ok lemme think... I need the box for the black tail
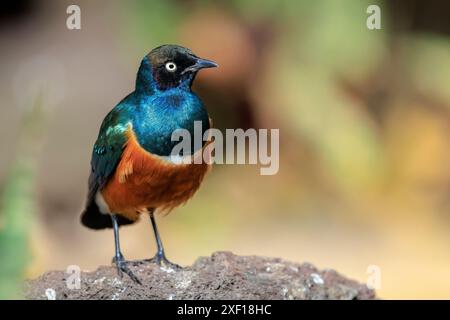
[81,199,134,230]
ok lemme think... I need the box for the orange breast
[101,127,211,221]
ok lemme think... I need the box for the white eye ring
[165,62,177,72]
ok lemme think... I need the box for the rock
[24,251,376,300]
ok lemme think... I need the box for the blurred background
[1,0,449,299]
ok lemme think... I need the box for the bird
[80,45,218,283]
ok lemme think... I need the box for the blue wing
[81,104,133,229]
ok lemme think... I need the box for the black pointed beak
[182,57,218,74]
[195,58,218,70]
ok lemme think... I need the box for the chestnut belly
[101,128,210,221]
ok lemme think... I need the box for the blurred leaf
[408,35,450,106]
[0,95,45,299]
[120,0,183,54]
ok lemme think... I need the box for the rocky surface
[25,251,376,300]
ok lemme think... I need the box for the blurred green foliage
[0,97,45,299]
[0,162,33,299]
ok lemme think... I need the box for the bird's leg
[147,210,181,270]
[111,214,141,284]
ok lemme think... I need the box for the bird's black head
[139,44,218,91]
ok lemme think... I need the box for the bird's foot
[144,252,182,271]
[112,254,142,285]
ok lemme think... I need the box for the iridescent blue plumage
[132,58,210,155]
[102,56,210,157]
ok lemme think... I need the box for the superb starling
[81,45,217,282]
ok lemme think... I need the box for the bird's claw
[112,255,142,284]
[145,253,182,270]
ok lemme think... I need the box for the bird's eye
[165,62,177,72]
